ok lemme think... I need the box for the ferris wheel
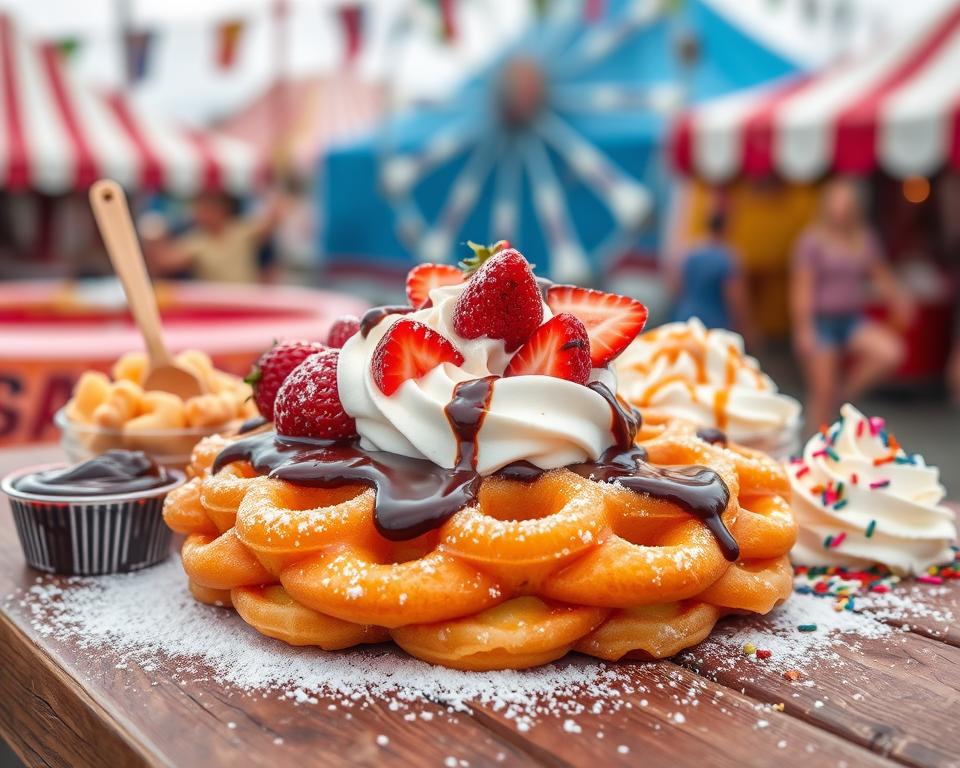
[375,0,682,283]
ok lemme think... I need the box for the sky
[0,0,532,124]
[0,0,953,125]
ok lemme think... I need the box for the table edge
[0,609,163,768]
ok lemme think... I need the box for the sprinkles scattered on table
[793,552,960,604]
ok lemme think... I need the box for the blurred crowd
[2,170,960,430]
[667,177,958,429]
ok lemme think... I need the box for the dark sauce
[213,379,738,560]
[15,450,170,497]
[697,427,728,447]
[566,446,737,561]
[445,376,497,469]
[587,380,641,450]
[359,305,415,338]
[238,415,269,435]
[214,435,483,541]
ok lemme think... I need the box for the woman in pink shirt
[791,179,912,432]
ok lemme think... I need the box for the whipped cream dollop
[337,283,619,476]
[613,318,801,453]
[789,403,956,575]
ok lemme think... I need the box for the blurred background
[0,0,957,489]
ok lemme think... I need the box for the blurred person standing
[669,208,755,341]
[147,192,282,284]
[790,178,912,432]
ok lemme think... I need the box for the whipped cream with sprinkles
[788,403,956,576]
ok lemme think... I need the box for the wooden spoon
[89,179,205,400]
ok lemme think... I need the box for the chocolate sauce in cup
[2,450,184,575]
[13,450,171,497]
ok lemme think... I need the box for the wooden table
[1,446,959,768]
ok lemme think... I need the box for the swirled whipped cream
[337,283,619,475]
[613,318,801,453]
[789,403,956,575]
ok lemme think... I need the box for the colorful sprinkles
[793,408,930,553]
[794,549,960,606]
[792,408,956,628]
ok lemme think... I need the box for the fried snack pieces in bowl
[59,350,258,468]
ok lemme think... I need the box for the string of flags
[47,0,473,82]
[216,20,246,71]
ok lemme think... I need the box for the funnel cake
[163,244,796,670]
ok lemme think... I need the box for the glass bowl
[55,408,239,471]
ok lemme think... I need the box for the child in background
[146,192,282,284]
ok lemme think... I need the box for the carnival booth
[0,15,325,447]
[671,2,960,372]
[0,13,264,280]
[320,0,796,285]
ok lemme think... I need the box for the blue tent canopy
[321,0,798,280]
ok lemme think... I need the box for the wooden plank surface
[467,661,893,767]
[681,616,960,768]
[0,445,956,768]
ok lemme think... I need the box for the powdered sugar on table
[5,556,950,732]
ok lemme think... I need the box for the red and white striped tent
[0,16,263,195]
[218,74,383,178]
[672,3,960,182]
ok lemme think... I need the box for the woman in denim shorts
[791,179,912,433]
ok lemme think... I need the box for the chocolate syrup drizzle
[238,415,269,435]
[696,427,728,447]
[214,379,738,560]
[359,305,415,338]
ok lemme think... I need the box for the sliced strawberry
[405,263,465,308]
[504,313,591,384]
[372,319,465,396]
[452,248,543,352]
[545,285,648,367]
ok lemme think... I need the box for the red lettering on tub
[32,374,75,441]
[0,373,22,439]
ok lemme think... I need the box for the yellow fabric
[684,180,821,335]
[177,219,261,283]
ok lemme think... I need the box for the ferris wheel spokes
[553,0,664,79]
[380,119,481,199]
[537,113,650,231]
[490,142,523,244]
[523,134,591,285]
[417,134,502,264]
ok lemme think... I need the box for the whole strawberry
[452,247,543,352]
[274,349,356,439]
[327,315,361,348]
[246,339,327,421]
